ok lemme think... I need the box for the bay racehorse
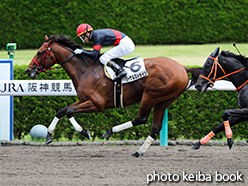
[26,35,201,157]
[191,47,248,150]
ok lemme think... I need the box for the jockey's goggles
[79,34,86,43]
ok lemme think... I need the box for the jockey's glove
[74,48,84,55]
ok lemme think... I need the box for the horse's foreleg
[191,116,245,150]
[222,108,248,149]
[222,109,248,135]
[68,117,91,140]
[191,131,216,150]
[66,99,106,140]
[46,100,99,144]
[223,120,234,149]
[48,106,69,133]
[222,108,248,121]
[191,122,233,150]
[46,106,70,145]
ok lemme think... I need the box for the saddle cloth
[104,58,148,83]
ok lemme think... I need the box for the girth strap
[114,79,123,108]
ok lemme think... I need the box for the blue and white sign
[0,59,13,140]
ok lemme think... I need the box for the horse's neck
[225,68,248,89]
[53,43,102,86]
[220,56,248,87]
[63,56,102,87]
[63,58,87,78]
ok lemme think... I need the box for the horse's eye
[37,52,42,56]
[205,61,212,68]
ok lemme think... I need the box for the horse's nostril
[25,69,31,75]
[195,84,201,91]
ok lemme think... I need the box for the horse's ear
[45,35,49,40]
[210,47,220,58]
[50,37,55,42]
[46,36,55,44]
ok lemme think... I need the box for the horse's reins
[199,55,247,91]
[32,42,99,78]
[79,55,100,78]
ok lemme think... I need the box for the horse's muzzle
[25,67,39,79]
[195,84,202,92]
[195,82,212,93]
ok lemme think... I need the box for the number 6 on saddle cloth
[104,57,148,108]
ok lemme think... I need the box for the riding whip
[233,43,242,56]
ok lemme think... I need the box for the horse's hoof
[45,132,53,145]
[81,130,91,140]
[190,141,201,150]
[102,129,112,139]
[132,152,140,158]
[227,138,234,149]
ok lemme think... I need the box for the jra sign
[0,80,77,96]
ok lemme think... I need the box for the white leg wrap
[69,117,83,132]
[48,117,59,134]
[112,121,133,133]
[137,135,154,156]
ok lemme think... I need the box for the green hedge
[14,65,247,141]
[1,0,248,49]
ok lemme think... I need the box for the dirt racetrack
[0,144,247,186]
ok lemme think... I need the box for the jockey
[74,23,135,81]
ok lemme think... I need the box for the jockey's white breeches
[99,36,135,65]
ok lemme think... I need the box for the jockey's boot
[107,61,127,81]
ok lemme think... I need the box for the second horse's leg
[191,116,245,150]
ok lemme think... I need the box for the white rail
[0,80,235,96]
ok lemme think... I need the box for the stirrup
[113,70,127,81]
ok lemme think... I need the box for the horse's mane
[47,34,101,60]
[47,34,82,50]
[220,50,247,65]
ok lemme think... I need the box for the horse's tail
[184,67,202,90]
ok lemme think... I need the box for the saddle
[112,56,139,68]
[104,56,142,108]
[104,56,146,108]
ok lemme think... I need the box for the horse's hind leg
[102,102,152,138]
[133,101,170,157]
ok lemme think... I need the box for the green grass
[1,43,248,66]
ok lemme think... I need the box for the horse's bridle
[32,43,59,72]
[200,55,247,91]
[32,41,99,78]
[32,42,76,72]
